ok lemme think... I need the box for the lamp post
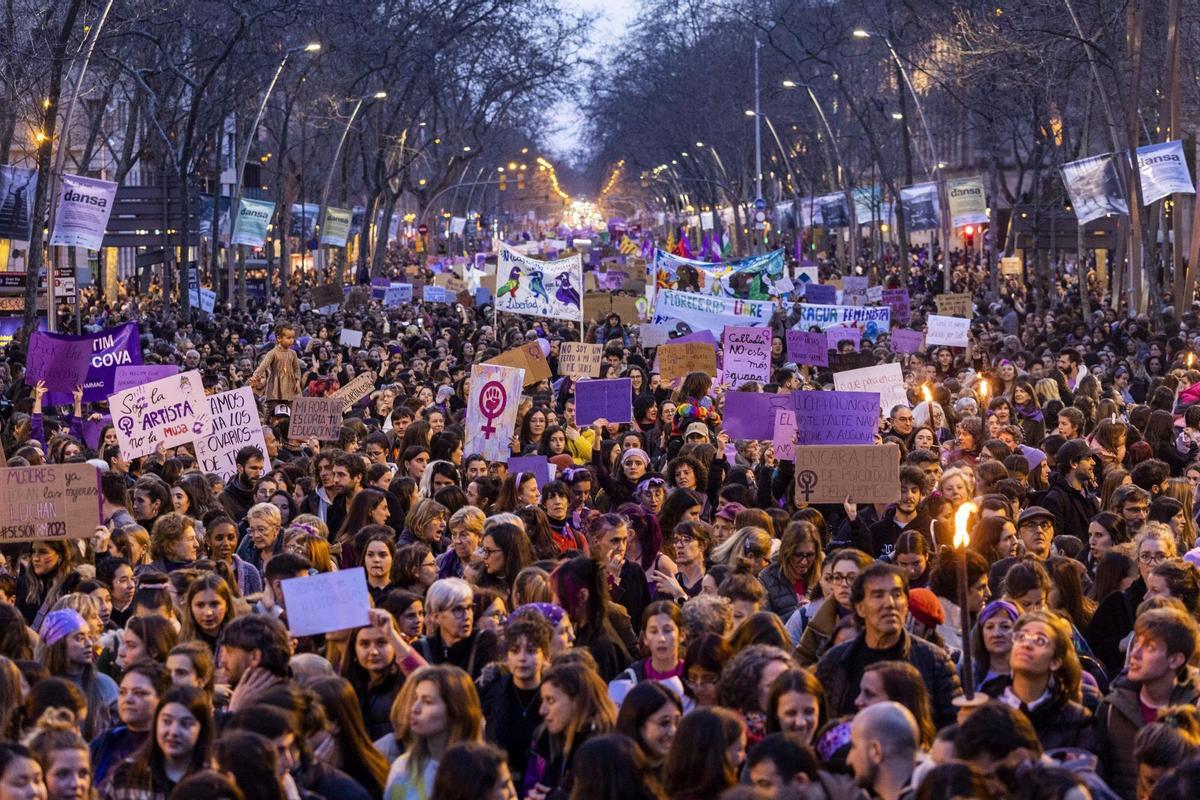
[317,90,386,284]
[228,42,320,309]
[853,29,953,290]
[745,111,802,236]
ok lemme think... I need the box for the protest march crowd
[4,235,1200,800]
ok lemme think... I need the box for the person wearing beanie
[969,600,1020,694]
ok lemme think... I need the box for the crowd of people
[1,244,1199,800]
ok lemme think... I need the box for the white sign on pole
[832,362,906,414]
[50,174,118,250]
[925,314,971,347]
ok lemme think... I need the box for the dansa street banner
[946,177,988,228]
[50,173,117,250]
[494,243,582,322]
[1137,141,1195,205]
[1061,153,1129,224]
[230,198,275,247]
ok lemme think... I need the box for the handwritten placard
[339,328,364,348]
[384,284,413,306]
[934,292,973,318]
[831,362,907,414]
[794,391,879,445]
[786,331,828,367]
[658,342,717,382]
[281,567,371,637]
[332,370,378,413]
[0,463,101,542]
[882,288,910,324]
[722,326,772,387]
[574,378,633,425]
[25,332,93,393]
[114,365,179,393]
[825,326,861,352]
[793,443,901,504]
[773,407,797,461]
[486,343,551,385]
[289,396,346,441]
[1000,256,1023,276]
[109,370,205,460]
[194,387,271,482]
[558,342,604,379]
[890,329,926,354]
[638,324,672,348]
[925,314,970,347]
[722,391,797,441]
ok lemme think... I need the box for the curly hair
[717,643,794,714]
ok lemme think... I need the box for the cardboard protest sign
[772,408,797,461]
[288,397,345,441]
[465,363,524,461]
[486,343,551,385]
[332,370,378,413]
[610,294,641,322]
[793,443,901,504]
[0,463,101,542]
[1000,257,1022,276]
[722,391,796,441]
[423,285,451,303]
[509,455,553,488]
[881,288,910,324]
[583,292,611,321]
[574,378,633,425]
[793,391,879,445]
[384,284,414,307]
[890,329,926,354]
[42,322,142,405]
[722,326,772,387]
[194,387,271,482]
[786,331,828,367]
[189,287,217,314]
[344,286,370,312]
[113,365,180,393]
[934,292,972,318]
[832,363,906,414]
[311,283,343,310]
[339,328,363,348]
[825,326,861,352]
[658,342,717,382]
[26,331,94,393]
[925,314,971,347]
[558,342,603,379]
[281,567,371,637]
[109,370,204,460]
[370,277,390,300]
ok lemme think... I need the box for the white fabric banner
[50,174,118,250]
[1137,141,1195,205]
[494,243,582,322]
[465,363,525,462]
[650,289,773,335]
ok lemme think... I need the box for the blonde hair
[939,466,976,497]
[389,665,482,778]
[1035,379,1062,404]
[1136,522,1178,559]
[711,526,772,568]
[246,502,282,528]
[404,498,448,537]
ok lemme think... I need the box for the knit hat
[40,609,87,648]
[907,587,944,628]
[620,447,650,467]
[511,602,566,626]
[978,599,1021,627]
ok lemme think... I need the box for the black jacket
[1096,674,1200,799]
[1039,473,1099,540]
[1084,578,1146,677]
[981,675,1097,754]
[417,629,499,680]
[218,474,256,521]
[479,670,542,780]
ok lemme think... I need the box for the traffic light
[962,224,975,247]
[499,174,507,191]
[517,173,525,190]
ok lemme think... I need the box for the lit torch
[1189,353,1195,370]
[922,384,933,405]
[955,501,977,701]
[978,379,989,400]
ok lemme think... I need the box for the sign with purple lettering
[42,322,142,405]
[882,288,910,324]
[574,378,633,426]
[25,331,94,393]
[109,369,205,460]
[805,284,837,304]
[786,331,828,367]
[508,455,552,489]
[793,390,879,445]
[722,326,772,387]
[113,365,180,393]
[722,391,797,441]
[773,408,797,461]
[465,363,524,462]
[825,326,861,352]
[890,328,925,354]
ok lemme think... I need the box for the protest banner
[281,567,371,637]
[999,256,1023,277]
[825,326,861,352]
[899,182,940,230]
[650,248,785,301]
[934,293,973,318]
[843,276,868,296]
[867,285,883,303]
[339,328,364,348]
[320,207,353,248]
[332,370,378,413]
[793,303,890,341]
[651,289,772,334]
[575,378,633,425]
[832,362,906,413]
[803,284,837,304]
[772,408,797,461]
[1137,141,1195,204]
[495,243,583,322]
[188,287,217,314]
[890,329,926,354]
[422,285,451,303]
[311,283,343,310]
[946,177,988,227]
[109,370,204,460]
[287,397,345,441]
[40,322,142,405]
[485,343,551,385]
[370,277,390,300]
[114,365,179,393]
[509,456,553,488]
[558,342,603,379]
[881,289,910,324]
[1061,153,1129,224]
[794,391,879,445]
[384,284,413,307]
[658,342,717,382]
[786,331,828,367]
[722,326,772,387]
[722,391,797,441]
[25,331,94,393]
[194,387,271,481]
[229,198,275,247]
[50,173,117,250]
[793,443,901,504]
[0,165,37,241]
[465,363,524,461]
[926,314,971,347]
[0,463,101,542]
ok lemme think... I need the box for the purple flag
[37,322,142,404]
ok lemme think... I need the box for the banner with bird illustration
[494,242,583,322]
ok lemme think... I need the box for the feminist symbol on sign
[797,470,819,502]
[478,380,508,438]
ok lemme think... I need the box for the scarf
[1015,404,1044,423]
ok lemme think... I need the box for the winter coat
[981,675,1098,754]
[795,598,846,668]
[1039,473,1100,539]
[759,562,804,620]
[1084,578,1146,677]
[1095,674,1200,799]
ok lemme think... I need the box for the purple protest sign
[890,328,925,354]
[794,390,879,444]
[825,326,861,352]
[805,284,837,304]
[370,277,390,300]
[722,391,797,440]
[882,288,910,324]
[508,455,552,488]
[26,332,95,393]
[574,378,633,426]
[723,326,772,387]
[786,331,829,367]
[83,415,113,450]
[42,322,142,405]
[113,365,180,393]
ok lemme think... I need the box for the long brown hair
[390,665,483,779]
[540,662,617,759]
[179,574,239,643]
[308,676,390,793]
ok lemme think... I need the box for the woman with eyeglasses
[653,520,713,602]
[473,522,535,608]
[794,549,873,668]
[758,521,823,621]
[415,578,499,681]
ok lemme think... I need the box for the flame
[921,384,932,404]
[978,379,989,399]
[954,501,977,549]
[1189,353,1195,369]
